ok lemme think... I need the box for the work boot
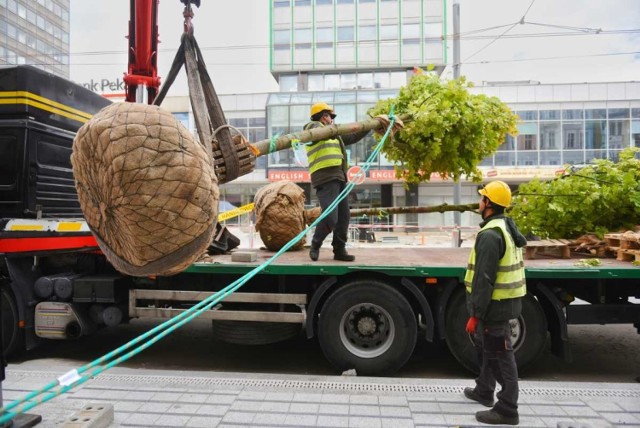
[475,409,519,426]
[464,387,494,407]
[309,246,320,261]
[333,249,355,262]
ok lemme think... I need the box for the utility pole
[452,0,462,247]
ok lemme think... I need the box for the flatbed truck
[1,65,639,377]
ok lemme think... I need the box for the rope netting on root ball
[71,102,220,276]
[254,181,320,252]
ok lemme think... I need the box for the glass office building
[270,0,447,91]
[0,0,70,78]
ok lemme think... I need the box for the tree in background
[509,147,640,238]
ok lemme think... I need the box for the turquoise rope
[0,108,397,424]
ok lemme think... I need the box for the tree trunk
[251,114,410,157]
[349,203,479,217]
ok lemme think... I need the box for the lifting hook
[181,0,201,35]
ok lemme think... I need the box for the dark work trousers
[311,180,350,252]
[473,321,519,417]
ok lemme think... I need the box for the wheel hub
[339,303,395,359]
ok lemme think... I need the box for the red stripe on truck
[0,236,99,253]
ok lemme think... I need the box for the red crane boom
[124,0,160,104]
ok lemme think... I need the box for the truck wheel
[318,280,417,376]
[211,321,301,345]
[1,286,22,358]
[445,289,547,374]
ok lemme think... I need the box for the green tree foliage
[368,74,518,184]
[510,148,640,238]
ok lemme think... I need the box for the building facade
[0,0,70,78]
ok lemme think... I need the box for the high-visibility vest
[464,218,526,300]
[304,121,344,175]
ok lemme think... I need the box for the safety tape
[217,203,255,222]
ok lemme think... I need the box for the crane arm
[124,0,161,104]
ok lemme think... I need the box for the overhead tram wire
[464,50,640,66]
[33,27,640,59]
[18,50,640,68]
[463,0,537,62]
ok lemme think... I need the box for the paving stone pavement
[3,368,639,427]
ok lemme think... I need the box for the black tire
[1,286,22,358]
[211,320,301,345]
[318,280,417,376]
[445,289,548,374]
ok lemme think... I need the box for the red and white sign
[347,166,366,185]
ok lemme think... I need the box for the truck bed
[189,247,640,280]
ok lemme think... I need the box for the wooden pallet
[604,232,640,250]
[616,249,640,262]
[525,239,572,259]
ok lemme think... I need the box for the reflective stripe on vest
[464,218,526,300]
[304,121,344,174]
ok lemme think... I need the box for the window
[540,122,560,149]
[7,24,16,40]
[279,75,298,92]
[608,120,630,150]
[516,110,537,121]
[585,109,606,120]
[516,122,538,150]
[325,74,340,90]
[249,117,266,127]
[373,72,389,89]
[380,24,398,40]
[403,23,420,39]
[565,126,583,149]
[585,120,606,149]
[274,29,290,50]
[294,28,312,45]
[274,0,290,6]
[274,30,290,44]
[295,0,311,5]
[337,25,354,41]
[17,3,26,19]
[424,22,443,38]
[308,75,323,91]
[608,108,629,119]
[389,72,406,88]
[316,0,332,4]
[539,110,560,120]
[359,25,376,41]
[563,109,583,120]
[340,73,357,90]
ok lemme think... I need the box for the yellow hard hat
[479,180,512,207]
[310,102,336,119]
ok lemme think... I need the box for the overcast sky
[69,0,640,95]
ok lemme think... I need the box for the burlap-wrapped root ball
[71,102,219,276]
[254,181,309,251]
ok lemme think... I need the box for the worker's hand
[373,114,404,137]
[465,316,479,334]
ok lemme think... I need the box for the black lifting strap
[154,33,240,183]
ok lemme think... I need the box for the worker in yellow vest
[305,102,392,262]
[463,180,527,426]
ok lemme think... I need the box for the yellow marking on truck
[218,203,255,222]
[9,224,44,231]
[57,222,83,232]
[0,91,94,124]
